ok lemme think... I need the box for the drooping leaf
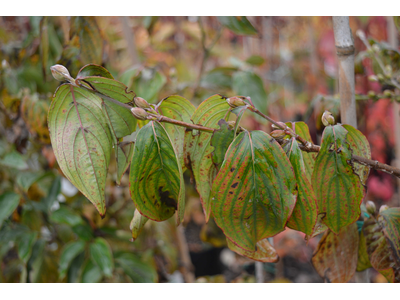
[363,213,400,283]
[81,260,102,283]
[356,230,372,272]
[116,142,134,185]
[288,122,316,181]
[89,237,114,278]
[17,231,38,264]
[184,94,230,222]
[312,223,359,283]
[306,213,328,241]
[232,71,267,113]
[227,238,278,263]
[70,17,103,64]
[379,208,400,264]
[39,17,49,78]
[129,121,185,224]
[58,240,86,280]
[157,95,196,169]
[284,135,318,235]
[76,64,113,79]
[210,119,235,168]
[312,125,365,234]
[0,192,20,228]
[48,84,113,216]
[217,16,258,36]
[212,130,297,251]
[342,124,371,185]
[115,252,158,283]
[130,209,149,241]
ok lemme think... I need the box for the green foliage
[0,192,20,228]
[217,17,258,36]
[89,238,114,278]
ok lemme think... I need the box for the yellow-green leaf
[227,238,278,263]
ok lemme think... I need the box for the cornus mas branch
[78,83,400,179]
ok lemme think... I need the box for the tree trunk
[332,16,357,128]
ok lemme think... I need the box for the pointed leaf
[312,223,359,283]
[48,84,113,216]
[184,94,230,221]
[284,136,318,235]
[227,238,278,263]
[50,206,83,226]
[212,130,297,251]
[58,240,86,280]
[157,95,196,168]
[232,71,267,113]
[70,17,103,64]
[129,121,185,224]
[312,125,365,234]
[115,252,157,283]
[116,142,134,185]
[130,209,149,241]
[210,119,235,168]
[287,122,316,181]
[0,192,20,228]
[306,213,329,241]
[379,208,400,264]
[81,260,102,283]
[217,16,258,36]
[342,124,371,185]
[76,64,113,79]
[17,231,38,264]
[89,237,114,278]
[356,230,372,272]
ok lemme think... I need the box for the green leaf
[39,16,49,77]
[81,260,102,283]
[211,130,297,251]
[312,125,365,234]
[17,231,38,264]
[342,124,371,185]
[283,135,318,235]
[129,121,185,224]
[217,16,258,36]
[311,223,359,283]
[0,150,28,170]
[288,122,316,181]
[59,240,86,280]
[0,192,20,228]
[115,252,158,283]
[27,239,46,283]
[50,206,83,226]
[42,176,61,212]
[70,17,103,64]
[89,237,114,278]
[16,171,49,192]
[232,71,267,113]
[116,142,134,185]
[132,70,166,103]
[130,209,149,241]
[210,119,235,168]
[157,95,196,169]
[184,94,230,222]
[379,208,400,263]
[227,238,278,263]
[67,252,85,283]
[76,64,113,79]
[72,224,93,241]
[48,84,113,216]
[356,230,372,272]
[245,55,265,66]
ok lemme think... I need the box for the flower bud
[321,111,335,126]
[367,91,376,98]
[271,122,286,130]
[270,130,286,139]
[131,107,149,120]
[372,44,380,53]
[366,201,376,215]
[134,97,151,109]
[377,74,385,82]
[379,205,389,214]
[50,64,73,82]
[383,90,394,98]
[227,96,246,108]
[368,75,378,82]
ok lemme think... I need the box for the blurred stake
[120,16,139,66]
[176,226,195,283]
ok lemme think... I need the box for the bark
[332,17,357,128]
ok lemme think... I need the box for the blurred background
[0,16,399,283]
